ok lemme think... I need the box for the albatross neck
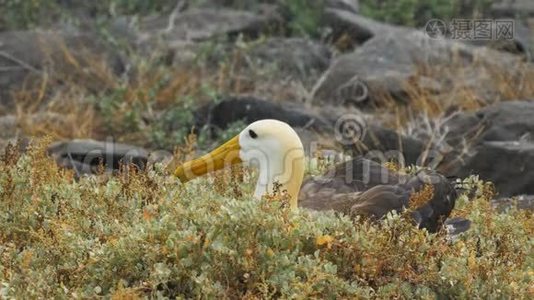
[253,145,305,210]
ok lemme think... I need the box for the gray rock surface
[326,0,359,14]
[459,141,534,197]
[446,101,534,144]
[138,6,281,46]
[441,101,534,197]
[312,12,523,108]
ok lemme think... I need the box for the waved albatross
[174,119,457,232]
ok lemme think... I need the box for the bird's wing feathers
[349,184,410,219]
[298,158,458,232]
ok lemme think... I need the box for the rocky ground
[1,0,533,210]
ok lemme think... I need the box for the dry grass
[11,31,532,154]
[394,58,534,127]
[409,184,434,210]
[15,87,97,140]
[375,57,534,171]
[8,35,315,149]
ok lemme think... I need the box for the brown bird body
[299,158,457,232]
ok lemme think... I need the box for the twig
[67,151,82,178]
[0,51,43,75]
[164,0,188,34]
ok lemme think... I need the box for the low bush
[0,141,532,298]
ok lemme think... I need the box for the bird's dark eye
[249,129,258,139]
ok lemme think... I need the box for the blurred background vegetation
[1,0,495,32]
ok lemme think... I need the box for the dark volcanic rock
[457,141,534,197]
[311,30,427,106]
[467,19,533,61]
[473,101,534,141]
[349,126,426,166]
[48,140,150,176]
[444,217,472,236]
[194,97,332,134]
[479,1,534,60]
[446,101,534,144]
[442,101,534,197]
[514,20,534,61]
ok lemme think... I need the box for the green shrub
[360,0,493,27]
[0,0,177,30]
[0,0,59,30]
[0,141,532,298]
[278,0,326,37]
[94,87,197,150]
[149,102,195,150]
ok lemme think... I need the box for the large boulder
[311,12,523,108]
[467,17,534,61]
[514,20,534,60]
[138,6,282,47]
[451,0,534,60]
[458,141,534,197]
[193,96,332,134]
[352,126,426,166]
[439,101,534,197]
[446,101,534,144]
[48,139,153,176]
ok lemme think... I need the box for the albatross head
[174,119,305,209]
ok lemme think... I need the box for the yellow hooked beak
[174,135,242,182]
